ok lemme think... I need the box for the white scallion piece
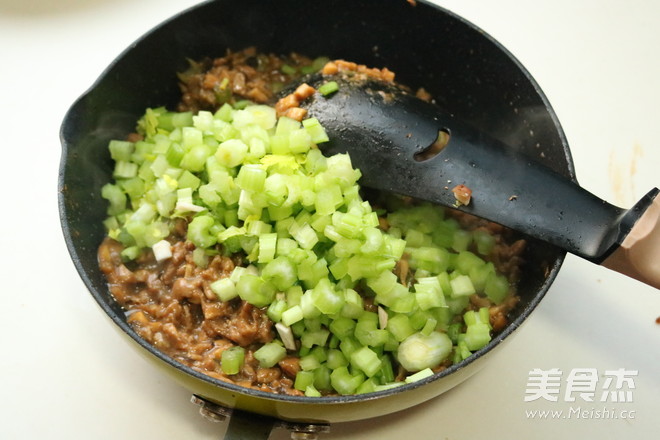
[378,306,388,329]
[152,239,172,262]
[174,201,206,213]
[275,323,297,351]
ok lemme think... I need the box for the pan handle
[191,395,330,440]
[601,190,660,289]
[222,408,331,440]
[224,409,276,440]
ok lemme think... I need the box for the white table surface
[2,0,659,439]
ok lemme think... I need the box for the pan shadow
[265,383,473,440]
[533,258,660,387]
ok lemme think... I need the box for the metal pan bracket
[191,395,331,440]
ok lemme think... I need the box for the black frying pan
[58,0,572,437]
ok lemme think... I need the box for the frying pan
[59,0,576,437]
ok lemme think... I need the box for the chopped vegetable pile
[99,51,521,396]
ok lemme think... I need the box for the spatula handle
[602,191,660,289]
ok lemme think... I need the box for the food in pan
[98,48,525,396]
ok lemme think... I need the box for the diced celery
[267,298,287,323]
[182,126,203,148]
[377,355,396,383]
[473,229,496,255]
[469,262,496,293]
[414,277,447,311]
[101,183,127,216]
[310,56,330,71]
[113,161,138,178]
[311,278,344,315]
[233,100,251,110]
[365,270,397,297]
[275,116,301,136]
[188,215,217,249]
[326,349,348,370]
[455,251,485,275]
[289,221,319,250]
[332,238,361,258]
[120,245,141,261]
[485,272,509,304]
[310,214,332,235]
[318,81,339,96]
[313,365,332,391]
[451,229,472,252]
[446,295,470,315]
[192,247,208,268]
[109,140,134,162]
[299,355,321,372]
[210,278,237,301]
[284,285,302,306]
[214,103,233,122]
[294,370,315,391]
[177,170,201,190]
[268,134,289,155]
[300,288,322,319]
[387,314,416,342]
[302,117,330,144]
[405,368,434,383]
[464,322,491,351]
[157,110,193,131]
[410,246,451,273]
[215,139,248,167]
[257,233,277,263]
[350,346,382,377]
[289,128,313,154]
[305,385,322,397]
[254,342,287,368]
[383,236,406,260]
[450,274,476,297]
[360,227,384,255]
[250,105,278,129]
[330,366,365,395]
[339,288,364,319]
[282,305,304,327]
[315,185,343,216]
[420,317,438,336]
[221,346,245,375]
[180,143,212,172]
[236,273,275,308]
[339,336,361,358]
[373,382,405,392]
[235,164,266,192]
[281,64,297,75]
[386,285,415,312]
[301,329,330,348]
[261,256,297,290]
[404,229,427,248]
[455,340,472,362]
[193,110,215,131]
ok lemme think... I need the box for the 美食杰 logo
[523,368,638,420]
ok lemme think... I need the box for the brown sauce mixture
[99,48,525,396]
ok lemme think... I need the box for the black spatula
[288,73,660,288]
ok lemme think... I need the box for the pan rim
[58,0,571,409]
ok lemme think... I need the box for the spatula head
[291,73,639,261]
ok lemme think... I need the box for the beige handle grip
[602,195,660,289]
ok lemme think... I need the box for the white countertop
[2,0,659,438]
